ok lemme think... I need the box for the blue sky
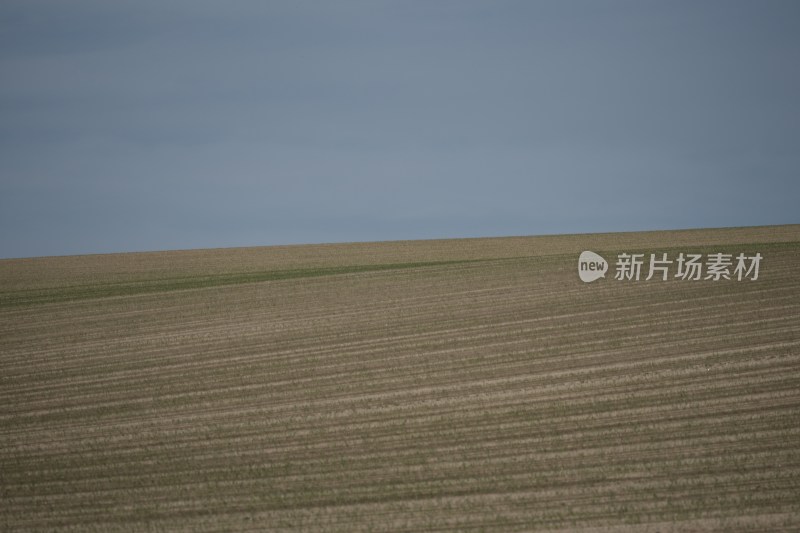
[1,1,798,258]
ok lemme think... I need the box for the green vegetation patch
[0,258,496,308]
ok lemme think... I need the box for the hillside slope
[1,225,799,531]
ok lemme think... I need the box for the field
[1,225,799,531]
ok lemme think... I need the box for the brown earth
[1,224,798,531]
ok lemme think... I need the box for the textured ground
[1,225,799,531]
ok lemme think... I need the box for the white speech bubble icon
[578,251,608,282]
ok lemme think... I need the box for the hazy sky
[1,1,798,258]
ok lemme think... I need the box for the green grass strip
[0,259,492,308]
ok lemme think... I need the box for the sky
[1,1,798,258]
